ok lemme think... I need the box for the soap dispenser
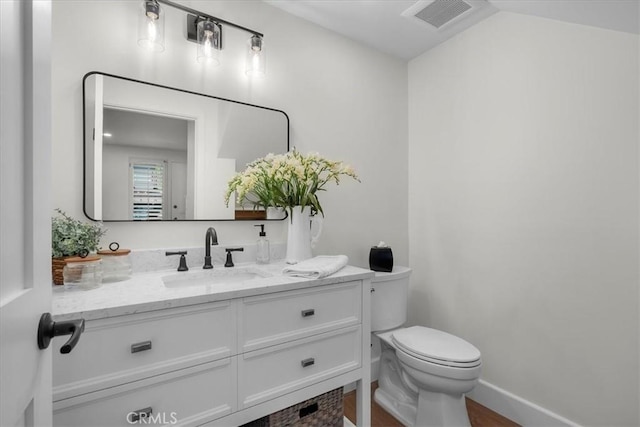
[254,224,270,264]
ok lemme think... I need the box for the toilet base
[375,343,474,427]
[416,388,471,427]
[374,346,418,425]
[375,386,472,427]
[374,387,417,427]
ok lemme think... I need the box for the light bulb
[147,19,157,42]
[245,35,266,76]
[197,19,221,65]
[137,0,164,52]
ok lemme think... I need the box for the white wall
[52,0,408,265]
[101,75,231,219]
[102,145,187,220]
[408,11,639,426]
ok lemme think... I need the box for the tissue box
[369,247,393,272]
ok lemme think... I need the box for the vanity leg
[357,278,372,427]
[356,378,371,427]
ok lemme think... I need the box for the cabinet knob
[301,357,315,368]
[301,309,315,317]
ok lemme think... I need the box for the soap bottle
[254,224,270,264]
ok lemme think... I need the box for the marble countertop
[52,262,374,321]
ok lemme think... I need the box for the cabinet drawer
[53,301,236,401]
[53,357,236,427]
[239,281,361,352]
[238,325,361,408]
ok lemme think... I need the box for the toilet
[371,267,481,427]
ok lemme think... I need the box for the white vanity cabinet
[52,271,372,427]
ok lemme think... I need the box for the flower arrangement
[52,209,106,258]
[225,149,359,216]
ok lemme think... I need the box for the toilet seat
[392,326,481,368]
[396,346,482,383]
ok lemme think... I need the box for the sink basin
[162,266,272,288]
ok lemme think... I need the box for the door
[0,0,53,425]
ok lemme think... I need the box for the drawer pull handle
[128,407,153,423]
[301,357,315,368]
[131,341,152,353]
[301,309,315,317]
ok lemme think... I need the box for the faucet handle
[166,251,188,271]
[224,247,244,268]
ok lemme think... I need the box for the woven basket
[52,257,70,285]
[241,388,343,427]
[270,387,343,427]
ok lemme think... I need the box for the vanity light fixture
[196,18,222,65]
[246,35,266,77]
[137,0,165,52]
[137,0,266,75]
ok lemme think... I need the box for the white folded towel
[282,255,349,279]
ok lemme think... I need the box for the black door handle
[37,312,85,354]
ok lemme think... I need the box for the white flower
[225,148,360,216]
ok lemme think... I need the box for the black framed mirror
[83,72,289,222]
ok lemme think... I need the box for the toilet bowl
[371,267,481,427]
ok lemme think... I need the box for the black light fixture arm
[156,0,263,38]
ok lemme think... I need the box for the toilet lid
[392,326,481,366]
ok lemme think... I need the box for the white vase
[266,207,286,220]
[286,206,323,264]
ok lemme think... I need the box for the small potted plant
[51,209,106,285]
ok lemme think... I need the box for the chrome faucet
[203,227,218,269]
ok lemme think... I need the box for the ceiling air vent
[413,0,473,29]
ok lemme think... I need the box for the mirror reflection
[83,72,289,221]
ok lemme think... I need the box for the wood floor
[344,382,520,427]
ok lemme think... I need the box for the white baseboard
[348,361,581,427]
[467,380,582,427]
[354,364,581,427]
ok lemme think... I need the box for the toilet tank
[370,266,412,332]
